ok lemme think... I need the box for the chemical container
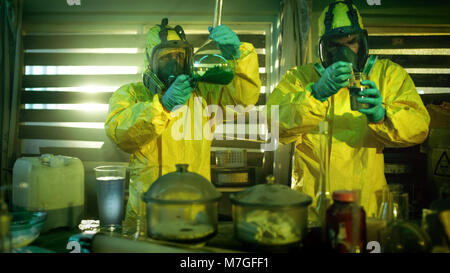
[13,154,84,232]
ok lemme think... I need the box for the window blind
[20,30,269,164]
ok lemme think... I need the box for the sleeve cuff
[307,82,327,102]
[152,94,173,120]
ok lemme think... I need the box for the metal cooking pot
[142,164,222,243]
[230,177,312,248]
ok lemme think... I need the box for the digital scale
[211,167,255,187]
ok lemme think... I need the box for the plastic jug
[13,154,84,232]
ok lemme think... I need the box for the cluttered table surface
[9,208,450,254]
[23,221,250,253]
[20,221,323,253]
[18,216,450,253]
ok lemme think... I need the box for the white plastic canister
[12,154,84,232]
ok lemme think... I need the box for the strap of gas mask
[324,2,338,34]
[158,18,188,44]
[345,0,360,30]
[159,18,169,44]
[174,25,187,41]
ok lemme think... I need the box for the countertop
[26,221,326,253]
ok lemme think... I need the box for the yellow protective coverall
[268,1,430,218]
[105,27,261,220]
[267,58,430,217]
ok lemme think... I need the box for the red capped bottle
[326,190,367,253]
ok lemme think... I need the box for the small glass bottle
[326,190,367,253]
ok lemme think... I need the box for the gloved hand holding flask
[208,24,241,60]
[357,80,385,123]
[312,61,353,102]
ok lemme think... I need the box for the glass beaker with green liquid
[192,0,236,85]
[349,71,370,111]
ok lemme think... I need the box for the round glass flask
[192,0,236,85]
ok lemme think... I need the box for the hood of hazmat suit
[318,1,369,72]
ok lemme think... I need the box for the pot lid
[230,176,312,207]
[143,164,221,203]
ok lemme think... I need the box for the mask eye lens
[175,52,185,60]
[158,51,185,65]
[348,38,359,47]
[159,55,170,63]
[326,40,339,49]
[326,42,339,53]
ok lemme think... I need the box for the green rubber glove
[358,80,386,123]
[161,74,193,111]
[208,25,241,60]
[312,61,353,102]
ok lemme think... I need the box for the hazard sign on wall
[434,151,450,177]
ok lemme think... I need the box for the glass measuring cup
[378,184,409,222]
[94,165,127,232]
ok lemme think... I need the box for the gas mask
[329,44,359,69]
[318,1,369,72]
[154,48,187,87]
[319,31,369,72]
[143,18,193,95]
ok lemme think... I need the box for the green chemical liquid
[349,87,369,111]
[196,66,234,85]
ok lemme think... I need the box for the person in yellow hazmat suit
[267,1,430,218]
[105,18,261,222]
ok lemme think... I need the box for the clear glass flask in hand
[192,0,236,85]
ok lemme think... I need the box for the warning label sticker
[434,151,450,177]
